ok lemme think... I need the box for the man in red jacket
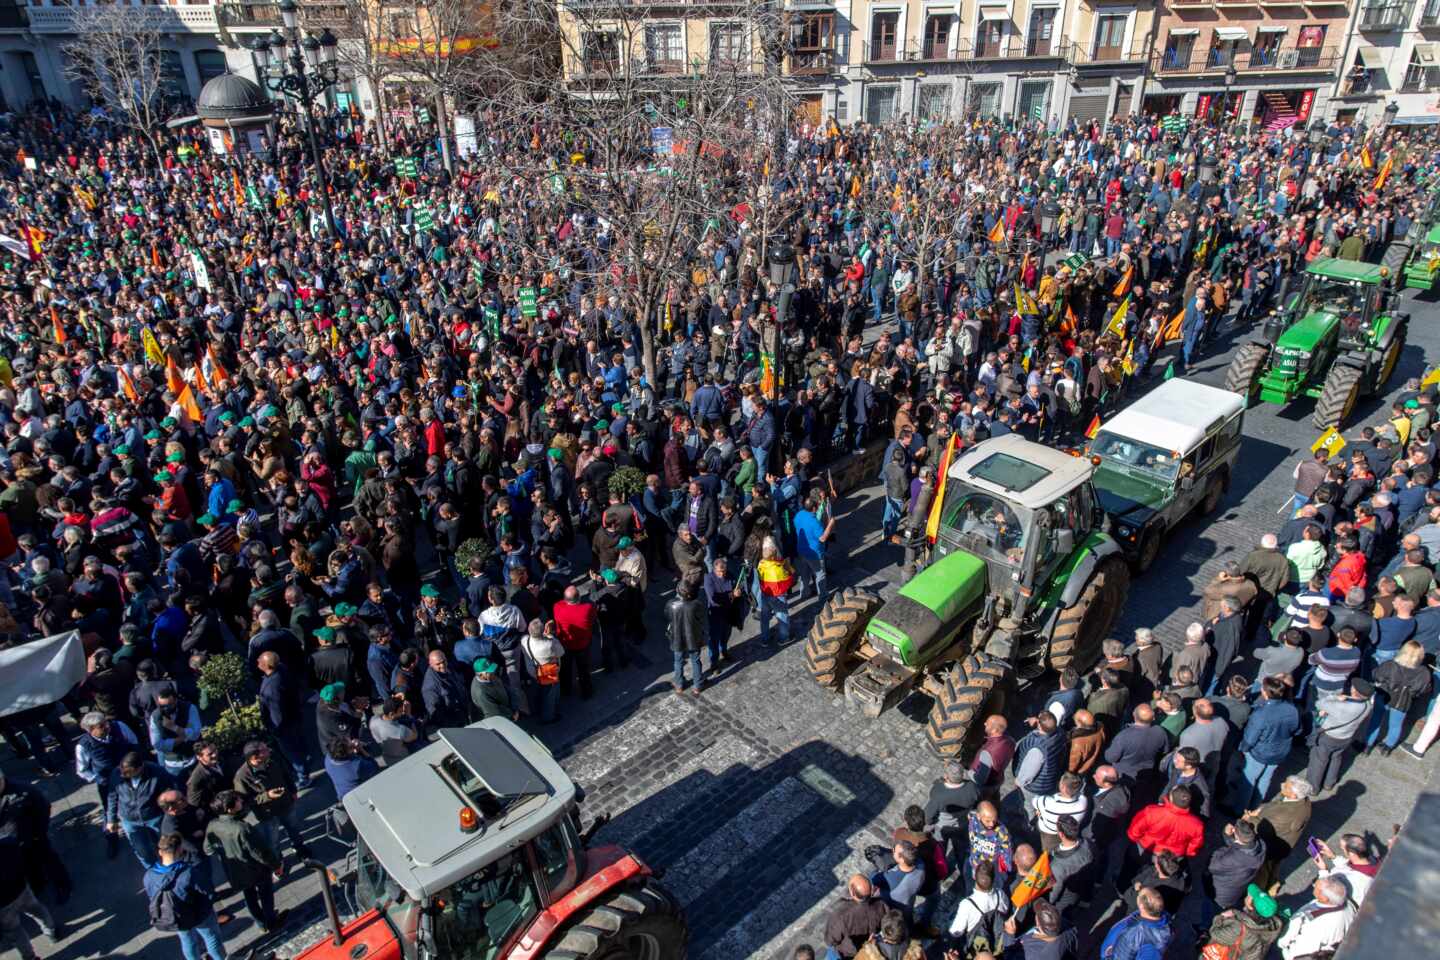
[551,586,596,699]
[1126,786,1205,863]
[1328,537,1368,601]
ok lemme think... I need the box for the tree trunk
[434,91,453,173]
[637,293,657,391]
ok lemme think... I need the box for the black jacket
[666,595,707,653]
[1048,839,1095,912]
[1085,783,1132,847]
[1206,838,1267,909]
[1104,723,1170,782]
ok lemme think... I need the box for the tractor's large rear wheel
[1377,324,1407,389]
[1223,342,1268,405]
[805,587,884,688]
[1313,364,1362,430]
[546,877,688,960]
[926,653,1009,759]
[1048,558,1130,674]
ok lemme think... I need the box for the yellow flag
[988,219,1005,244]
[330,324,340,350]
[1121,337,1136,376]
[1422,367,1440,390]
[1374,155,1394,192]
[141,325,164,366]
[1311,427,1346,458]
[1362,146,1375,170]
[1106,296,1131,338]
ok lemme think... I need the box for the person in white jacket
[1278,877,1356,959]
[947,859,1008,945]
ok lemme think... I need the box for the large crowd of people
[0,95,1431,960]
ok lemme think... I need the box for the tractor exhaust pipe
[305,859,345,948]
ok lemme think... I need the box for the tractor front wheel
[805,587,884,688]
[1313,364,1362,430]
[545,878,688,960]
[1377,324,1407,389]
[1048,558,1130,674]
[1223,342,1268,405]
[926,653,1009,759]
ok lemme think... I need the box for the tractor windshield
[357,837,420,947]
[1295,277,1365,326]
[938,487,1029,563]
[1090,431,1181,482]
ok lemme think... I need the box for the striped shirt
[1035,791,1090,835]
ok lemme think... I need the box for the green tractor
[1223,257,1408,430]
[803,434,1130,758]
[1402,226,1440,291]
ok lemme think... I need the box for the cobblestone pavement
[28,294,1440,959]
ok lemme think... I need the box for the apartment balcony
[1358,1,1415,29]
[29,2,219,34]
[1068,42,1148,65]
[788,47,837,76]
[861,38,1068,65]
[1421,3,1440,23]
[219,2,351,31]
[1154,45,1340,74]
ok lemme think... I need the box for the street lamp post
[252,0,341,236]
[1038,199,1061,259]
[1384,100,1400,129]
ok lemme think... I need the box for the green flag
[1163,360,1176,381]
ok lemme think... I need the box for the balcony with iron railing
[1154,44,1340,73]
[1068,41,1149,64]
[30,2,217,33]
[1421,2,1440,23]
[220,2,351,30]
[788,46,838,75]
[1358,0,1416,29]
[860,37,1069,65]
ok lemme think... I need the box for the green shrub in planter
[202,700,266,754]
[608,465,647,501]
[456,537,494,572]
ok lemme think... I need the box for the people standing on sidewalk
[145,833,227,960]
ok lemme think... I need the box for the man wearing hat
[471,657,517,721]
[1203,884,1286,960]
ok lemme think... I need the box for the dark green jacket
[204,813,280,889]
[470,676,512,719]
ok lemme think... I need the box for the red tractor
[293,721,686,960]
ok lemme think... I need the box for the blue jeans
[176,912,227,960]
[759,590,791,645]
[672,651,703,689]
[121,815,163,869]
[1366,698,1408,750]
[1234,754,1279,810]
[796,554,827,599]
[882,496,905,539]
[260,806,312,858]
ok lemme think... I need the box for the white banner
[0,631,85,718]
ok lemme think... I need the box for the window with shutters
[645,23,685,73]
[582,32,620,74]
[870,11,899,61]
[1093,14,1126,61]
[976,18,1004,58]
[924,13,954,59]
[1027,8,1056,56]
[710,22,747,66]
[791,12,835,74]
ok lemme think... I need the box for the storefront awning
[1358,46,1386,68]
[1256,25,1288,33]
[1169,27,1200,36]
[1416,43,1439,64]
[979,5,1009,18]
[1214,26,1248,41]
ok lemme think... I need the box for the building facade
[1331,0,1440,124]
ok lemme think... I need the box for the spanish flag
[1374,154,1394,192]
[1084,414,1102,439]
[1113,265,1134,298]
[926,433,959,544]
[50,304,65,344]
[757,557,795,597]
[165,355,185,396]
[988,218,1005,244]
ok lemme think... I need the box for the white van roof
[1098,378,1245,453]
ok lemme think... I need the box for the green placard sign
[413,205,435,233]
[1063,253,1087,271]
[471,263,485,285]
[418,107,431,123]
[395,157,418,179]
[518,286,538,318]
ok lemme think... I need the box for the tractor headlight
[1117,523,1135,539]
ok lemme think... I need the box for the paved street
[27,290,1440,960]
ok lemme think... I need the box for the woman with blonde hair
[1368,638,1432,754]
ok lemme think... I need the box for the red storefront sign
[1196,94,1212,119]
[1298,89,1315,121]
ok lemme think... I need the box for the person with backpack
[946,859,1008,959]
[203,791,285,932]
[521,618,563,724]
[1099,887,1172,960]
[1202,884,1287,960]
[145,832,228,960]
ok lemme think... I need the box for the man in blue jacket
[144,832,228,960]
[1231,676,1301,813]
[106,752,173,869]
[1100,887,1172,960]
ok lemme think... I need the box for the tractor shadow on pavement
[589,739,894,959]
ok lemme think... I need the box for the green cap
[196,513,216,526]
[1246,884,1279,918]
[319,682,345,702]
[144,430,162,440]
[420,583,441,598]
[618,536,633,549]
[333,602,358,617]
[595,419,610,431]
[600,568,618,583]
[114,444,131,456]
[160,417,177,428]
[219,411,236,422]
[166,451,183,463]
[238,417,255,428]
[314,626,337,641]
[153,471,172,483]
[547,447,562,459]
[474,657,499,675]
[227,499,245,513]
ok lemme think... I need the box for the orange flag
[193,362,211,398]
[1058,303,1078,336]
[1113,265,1134,298]
[232,170,244,206]
[1373,155,1394,192]
[206,344,229,387]
[1157,308,1185,348]
[150,243,161,269]
[176,384,203,423]
[50,304,65,344]
[988,218,1005,244]
[164,355,185,396]
[118,365,140,403]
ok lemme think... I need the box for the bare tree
[62,6,173,164]
[329,0,399,153]
[462,0,799,385]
